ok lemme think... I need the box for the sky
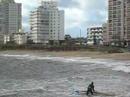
[15,0,108,38]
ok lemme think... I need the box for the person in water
[86,82,95,95]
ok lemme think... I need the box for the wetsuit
[90,83,95,93]
[86,85,93,95]
[86,82,95,95]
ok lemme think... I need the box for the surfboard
[74,90,116,96]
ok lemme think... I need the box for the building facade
[125,0,130,43]
[87,27,103,45]
[30,1,64,44]
[108,0,130,46]
[102,22,109,45]
[12,33,27,45]
[0,0,22,43]
[4,34,10,44]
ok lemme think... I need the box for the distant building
[102,22,109,45]
[4,30,27,45]
[87,27,103,45]
[12,30,27,45]
[30,1,64,45]
[65,34,71,40]
[26,32,34,44]
[74,37,87,46]
[4,35,10,44]
[0,0,22,44]
[0,0,22,35]
[108,0,130,46]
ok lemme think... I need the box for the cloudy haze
[15,0,108,37]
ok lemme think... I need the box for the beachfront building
[87,27,103,45]
[12,29,27,45]
[0,0,22,44]
[4,34,10,44]
[108,0,130,46]
[30,1,64,45]
[102,22,109,45]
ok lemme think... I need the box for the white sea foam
[1,54,130,73]
[1,54,30,58]
[112,66,130,73]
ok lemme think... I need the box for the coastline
[0,50,130,60]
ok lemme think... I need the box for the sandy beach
[1,50,130,60]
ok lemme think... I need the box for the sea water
[0,52,130,97]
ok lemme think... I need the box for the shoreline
[0,50,130,60]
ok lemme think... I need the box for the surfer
[86,82,95,95]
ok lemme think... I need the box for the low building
[4,35,10,44]
[12,32,27,45]
[73,37,87,46]
[87,27,103,45]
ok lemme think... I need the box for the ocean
[0,51,130,97]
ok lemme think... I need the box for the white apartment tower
[87,27,103,45]
[0,0,22,43]
[30,1,64,44]
[108,0,130,46]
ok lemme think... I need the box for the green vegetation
[86,46,128,53]
[0,43,129,54]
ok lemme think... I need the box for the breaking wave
[1,54,130,73]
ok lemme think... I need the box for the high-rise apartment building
[102,22,109,45]
[108,0,130,46]
[0,0,22,43]
[125,0,130,42]
[0,0,22,34]
[30,1,64,44]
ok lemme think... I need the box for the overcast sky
[15,0,108,37]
